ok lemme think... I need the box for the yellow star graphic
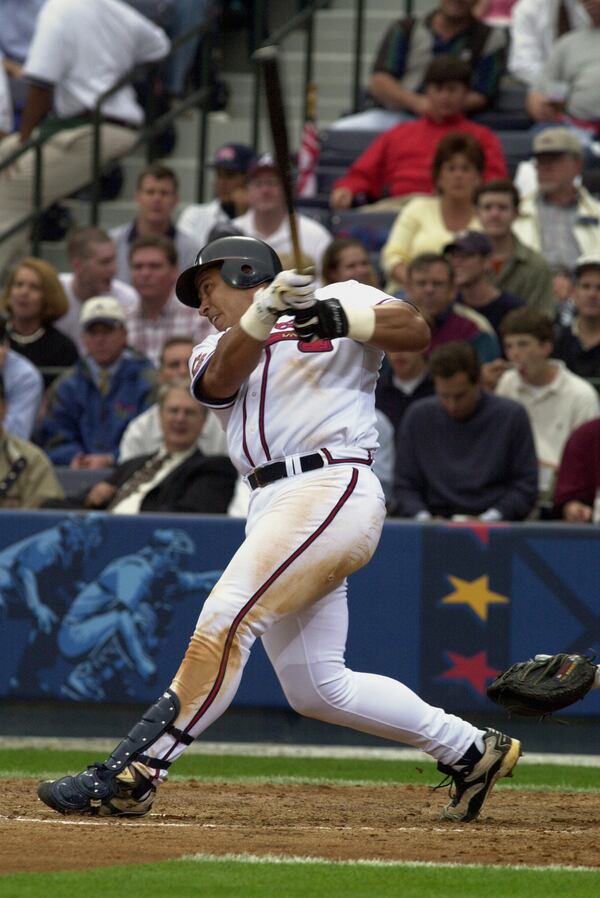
[441,575,510,622]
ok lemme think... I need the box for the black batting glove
[293,299,349,341]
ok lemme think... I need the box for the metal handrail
[0,19,212,256]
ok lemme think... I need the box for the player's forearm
[200,325,265,400]
[368,303,430,353]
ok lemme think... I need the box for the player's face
[476,192,517,237]
[446,250,486,289]
[160,387,206,452]
[135,176,178,226]
[574,269,600,317]
[246,172,285,214]
[130,248,178,302]
[406,262,455,317]
[214,168,246,203]
[77,242,117,295]
[195,267,253,331]
[8,265,45,321]
[441,0,477,20]
[435,371,481,421]
[330,245,376,285]
[159,341,193,383]
[436,153,481,202]
[82,322,127,366]
[426,81,468,120]
[503,333,552,381]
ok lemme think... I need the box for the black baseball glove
[487,653,597,717]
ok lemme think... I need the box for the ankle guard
[101,689,193,774]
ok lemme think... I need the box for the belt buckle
[250,465,266,489]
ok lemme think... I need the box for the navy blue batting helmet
[175,236,282,308]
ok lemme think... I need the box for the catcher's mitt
[487,653,597,717]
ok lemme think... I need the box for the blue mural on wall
[1,511,599,718]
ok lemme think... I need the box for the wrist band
[239,304,274,342]
[344,304,376,343]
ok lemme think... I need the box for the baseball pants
[140,465,482,781]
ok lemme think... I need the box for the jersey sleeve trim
[191,356,238,408]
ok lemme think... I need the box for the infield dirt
[1,779,599,873]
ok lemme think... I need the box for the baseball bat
[253,45,304,271]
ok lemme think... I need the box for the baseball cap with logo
[532,127,583,158]
[210,143,256,173]
[246,152,280,182]
[80,296,126,330]
[444,230,492,256]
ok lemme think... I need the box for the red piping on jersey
[258,345,272,461]
[241,388,255,467]
[158,467,360,763]
[321,447,373,466]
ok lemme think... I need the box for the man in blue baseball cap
[177,142,256,249]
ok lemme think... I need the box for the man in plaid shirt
[127,235,213,366]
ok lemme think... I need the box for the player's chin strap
[99,689,191,776]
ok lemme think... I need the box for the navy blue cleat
[37,763,155,817]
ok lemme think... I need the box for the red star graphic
[440,650,500,695]
[444,521,510,546]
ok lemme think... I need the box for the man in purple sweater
[393,340,538,520]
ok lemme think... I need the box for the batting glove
[240,270,317,342]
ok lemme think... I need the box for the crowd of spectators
[1,0,600,525]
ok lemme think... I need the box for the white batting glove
[255,270,317,315]
[240,270,316,342]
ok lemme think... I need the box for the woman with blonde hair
[1,257,78,385]
[381,132,485,293]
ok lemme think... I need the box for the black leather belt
[247,452,325,490]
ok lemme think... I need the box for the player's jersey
[189,280,396,475]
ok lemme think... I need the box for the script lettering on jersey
[267,321,333,353]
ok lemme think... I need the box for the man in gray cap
[177,142,255,249]
[513,127,600,270]
[38,296,156,469]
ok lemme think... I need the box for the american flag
[296,84,319,198]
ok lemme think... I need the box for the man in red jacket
[330,57,507,210]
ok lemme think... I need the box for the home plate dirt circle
[2,780,600,874]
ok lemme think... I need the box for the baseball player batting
[38,235,521,822]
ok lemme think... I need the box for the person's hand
[80,453,114,470]
[481,359,512,391]
[85,481,117,508]
[330,187,353,209]
[69,453,86,470]
[563,500,593,523]
[254,270,317,317]
[35,603,58,634]
[411,94,432,117]
[390,262,406,286]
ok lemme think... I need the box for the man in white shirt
[127,235,213,366]
[496,306,599,503]
[233,154,333,282]
[119,335,227,461]
[110,163,199,283]
[57,227,138,351]
[177,143,256,250]
[508,0,591,87]
[0,315,43,439]
[0,0,170,277]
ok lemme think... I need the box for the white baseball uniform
[140,280,483,780]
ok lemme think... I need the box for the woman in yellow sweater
[381,132,484,293]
